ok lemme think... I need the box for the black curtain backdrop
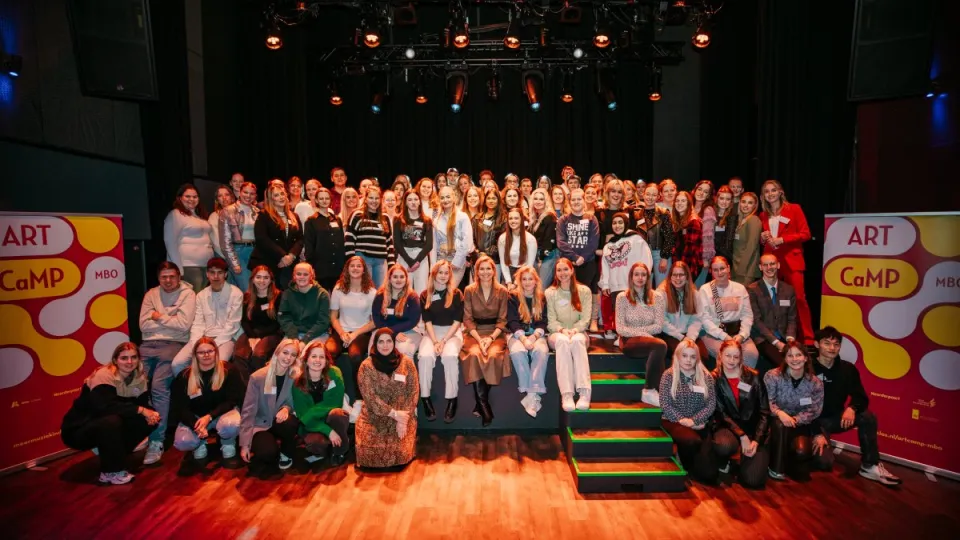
[203,1,654,187]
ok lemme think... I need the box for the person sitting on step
[372,264,423,360]
[506,265,550,418]
[764,342,823,481]
[747,254,797,371]
[546,258,594,412]
[616,262,668,407]
[697,256,760,370]
[292,340,350,467]
[417,261,465,423]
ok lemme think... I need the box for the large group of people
[62,167,899,490]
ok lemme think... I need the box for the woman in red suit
[759,180,813,343]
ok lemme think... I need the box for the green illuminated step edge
[568,406,662,414]
[566,426,673,443]
[572,456,687,477]
[591,377,646,385]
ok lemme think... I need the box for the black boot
[473,380,494,427]
[421,397,437,422]
[444,397,458,423]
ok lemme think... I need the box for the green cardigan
[291,366,345,436]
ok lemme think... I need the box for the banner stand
[0,449,76,477]
[831,441,960,482]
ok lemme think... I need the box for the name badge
[432,293,442,301]
[716,226,726,232]
[737,381,751,392]
[266,386,276,395]
[386,308,395,315]
[734,234,740,240]
[691,385,706,394]
[330,222,339,228]
[260,303,270,311]
[393,373,406,383]
[483,219,493,227]
[799,397,813,406]
[638,218,646,225]
[779,299,790,307]
[327,380,337,390]
[558,299,569,306]
[779,216,791,224]
[817,373,826,381]
[580,219,589,225]
[414,221,424,228]
[682,229,687,235]
[189,390,202,399]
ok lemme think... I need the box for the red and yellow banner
[821,212,960,476]
[0,212,128,471]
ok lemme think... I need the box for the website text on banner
[0,213,128,471]
[820,212,959,477]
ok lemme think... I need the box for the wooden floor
[3,434,959,540]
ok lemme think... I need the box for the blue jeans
[360,253,387,289]
[139,340,184,443]
[652,252,670,287]
[231,244,254,292]
[173,409,241,451]
[538,251,559,287]
[508,336,550,394]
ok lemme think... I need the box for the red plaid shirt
[672,217,703,278]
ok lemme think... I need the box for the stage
[3,434,958,539]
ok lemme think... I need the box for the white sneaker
[349,400,364,423]
[278,452,293,470]
[641,388,661,407]
[575,389,591,411]
[768,468,786,481]
[193,444,208,461]
[134,438,150,453]
[614,337,621,348]
[143,441,164,465]
[561,393,576,412]
[221,440,237,459]
[604,330,617,340]
[859,463,902,485]
[522,393,538,418]
[98,471,135,485]
[91,447,99,456]
[719,462,730,474]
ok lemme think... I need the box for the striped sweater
[345,211,396,263]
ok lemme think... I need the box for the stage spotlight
[560,70,574,103]
[504,16,521,49]
[447,71,467,113]
[405,47,416,59]
[370,73,389,114]
[329,80,343,106]
[692,22,711,49]
[393,2,418,26]
[594,11,612,48]
[453,22,470,49]
[648,68,662,101]
[573,47,584,59]
[362,22,381,48]
[265,22,282,50]
[523,70,544,112]
[371,93,384,114]
[415,71,428,104]
[559,2,582,24]
[539,24,550,48]
[1,54,23,77]
[487,71,501,102]
[596,67,617,111]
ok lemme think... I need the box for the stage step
[564,400,662,429]
[570,457,687,494]
[590,372,645,402]
[565,426,674,458]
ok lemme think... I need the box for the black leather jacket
[710,365,770,444]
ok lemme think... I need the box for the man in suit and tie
[747,254,798,371]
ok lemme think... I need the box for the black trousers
[234,334,283,391]
[303,409,351,458]
[769,418,829,476]
[816,410,880,467]
[325,332,372,401]
[657,334,712,371]
[662,420,718,484]
[317,276,339,294]
[756,340,785,372]
[62,414,154,473]
[712,428,770,489]
[250,415,301,465]
[574,259,598,294]
[619,336,667,390]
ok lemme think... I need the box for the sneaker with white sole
[522,393,539,418]
[719,462,730,474]
[641,388,661,407]
[143,441,164,465]
[99,471,135,485]
[603,330,617,340]
[278,453,293,470]
[349,400,364,423]
[575,389,591,411]
[91,447,99,456]
[221,440,237,459]
[859,463,902,485]
[613,337,621,348]
[768,468,786,481]
[192,444,208,461]
[134,438,149,453]
[561,393,576,412]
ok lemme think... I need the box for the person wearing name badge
[326,256,378,423]
[170,338,244,462]
[432,186,474,288]
[659,338,720,484]
[498,208,537,286]
[634,182,675,287]
[546,258,594,412]
[473,187,507,283]
[239,338,302,474]
[394,189,434,293]
[595,180,633,334]
[372,264,423,359]
[655,261,710,362]
[355,328,419,471]
[748,255,797,371]
[221,182,260,293]
[277,262,331,345]
[600,213,653,339]
[529,188,559,288]
[418,261,465,423]
[669,191,704,283]
[294,179,321,226]
[507,266,550,418]
[61,342,159,485]
[292,340,350,466]
[691,180,717,287]
[172,257,244,376]
[233,266,284,392]
[764,342,824,480]
[345,186,396,288]
[209,185,235,262]
[731,192,762,286]
[139,262,197,465]
[249,181,303,290]
[164,183,215,292]
[758,180,813,343]
[556,189,601,315]
[811,327,901,485]
[616,263,668,407]
[697,256,760,369]
[713,186,739,269]
[303,187,346,293]
[711,339,771,489]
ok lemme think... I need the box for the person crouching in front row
[170,337,244,462]
[292,340,350,467]
[239,338,303,475]
[764,342,823,481]
[61,342,160,485]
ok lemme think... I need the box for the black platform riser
[590,385,644,402]
[575,475,688,494]
[585,354,645,374]
[570,440,675,458]
[564,411,663,429]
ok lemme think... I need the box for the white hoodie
[598,231,653,293]
[139,282,197,343]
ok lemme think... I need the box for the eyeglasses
[196,349,217,356]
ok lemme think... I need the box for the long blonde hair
[528,187,557,233]
[338,187,360,225]
[264,338,303,395]
[670,338,709,399]
[439,186,461,252]
[424,260,457,309]
[378,264,415,318]
[512,266,545,323]
[760,180,788,215]
[187,337,226,396]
